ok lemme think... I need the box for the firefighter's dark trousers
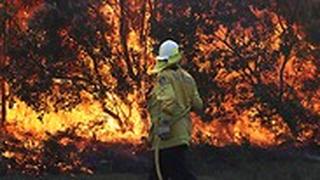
[148,144,197,180]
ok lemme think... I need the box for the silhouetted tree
[1,0,42,124]
[4,0,154,129]
[151,0,320,142]
[2,0,319,144]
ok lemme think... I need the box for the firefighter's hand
[158,132,171,141]
[157,121,171,140]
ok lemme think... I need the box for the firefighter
[147,39,204,180]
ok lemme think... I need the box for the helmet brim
[156,55,169,60]
[151,52,182,74]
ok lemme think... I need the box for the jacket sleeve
[191,80,203,112]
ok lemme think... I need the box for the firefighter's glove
[157,120,171,141]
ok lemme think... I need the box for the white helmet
[152,39,182,73]
[156,40,180,60]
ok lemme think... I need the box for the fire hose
[155,137,163,180]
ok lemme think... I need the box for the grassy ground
[2,159,320,180]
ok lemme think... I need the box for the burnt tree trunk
[119,0,139,83]
[0,20,8,126]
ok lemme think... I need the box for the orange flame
[1,0,319,175]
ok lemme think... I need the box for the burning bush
[0,0,319,175]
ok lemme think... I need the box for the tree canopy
[1,0,319,144]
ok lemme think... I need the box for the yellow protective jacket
[147,66,203,149]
